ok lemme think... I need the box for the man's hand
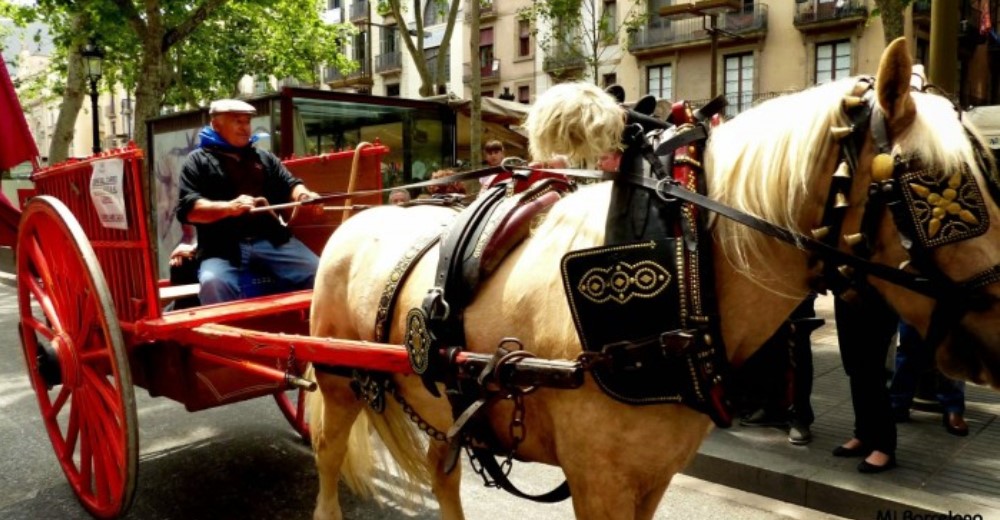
[296,190,324,219]
[229,194,257,216]
[169,242,197,267]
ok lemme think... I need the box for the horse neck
[712,239,813,367]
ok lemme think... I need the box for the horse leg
[312,373,364,520]
[426,440,465,520]
[635,478,671,520]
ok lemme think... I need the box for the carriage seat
[159,254,283,310]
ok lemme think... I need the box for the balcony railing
[543,52,586,74]
[350,0,369,21]
[376,51,402,73]
[324,61,371,84]
[688,89,800,118]
[463,61,501,83]
[628,4,767,53]
[466,1,496,21]
[793,0,867,26]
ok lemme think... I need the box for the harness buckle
[655,178,680,202]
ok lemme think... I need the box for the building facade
[324,0,997,117]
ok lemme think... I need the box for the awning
[968,105,1000,149]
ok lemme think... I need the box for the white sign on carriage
[89,157,128,230]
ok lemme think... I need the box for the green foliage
[520,0,645,83]
[5,0,354,107]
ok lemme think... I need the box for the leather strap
[470,446,572,503]
[620,173,959,300]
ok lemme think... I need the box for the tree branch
[109,0,147,36]
[163,0,229,51]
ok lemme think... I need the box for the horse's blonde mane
[705,77,990,281]
[525,82,624,165]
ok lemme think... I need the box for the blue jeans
[198,237,319,305]
[890,322,965,414]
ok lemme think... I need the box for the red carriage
[16,143,386,517]
[14,141,580,519]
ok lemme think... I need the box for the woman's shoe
[943,412,969,437]
[832,442,868,458]
[857,453,896,474]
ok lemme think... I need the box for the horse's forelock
[525,82,624,166]
[903,92,986,181]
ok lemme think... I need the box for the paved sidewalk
[683,294,1000,520]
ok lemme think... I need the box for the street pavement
[0,280,843,519]
[686,294,1000,520]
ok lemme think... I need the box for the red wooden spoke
[48,384,71,420]
[22,314,55,341]
[24,269,62,335]
[65,393,80,462]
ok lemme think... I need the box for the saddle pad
[561,239,689,405]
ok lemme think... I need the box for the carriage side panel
[30,149,160,328]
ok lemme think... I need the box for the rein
[617,78,1000,347]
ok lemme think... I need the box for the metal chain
[386,380,448,442]
[500,392,526,477]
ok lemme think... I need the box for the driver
[176,99,321,304]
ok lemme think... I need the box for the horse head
[704,38,1000,388]
[858,39,1000,388]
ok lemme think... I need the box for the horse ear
[875,37,916,124]
[605,85,626,104]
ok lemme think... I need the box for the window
[603,73,617,88]
[353,32,367,66]
[815,40,851,84]
[602,0,617,42]
[386,84,400,97]
[518,20,532,57]
[647,64,672,100]
[328,0,340,9]
[424,1,442,26]
[724,53,754,117]
[380,25,398,54]
[518,85,530,104]
[479,28,495,74]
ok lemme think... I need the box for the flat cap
[209,99,257,115]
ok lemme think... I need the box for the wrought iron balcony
[350,0,369,22]
[628,4,768,56]
[543,51,585,76]
[466,1,496,21]
[463,60,501,84]
[793,0,867,32]
[324,61,372,87]
[376,51,402,74]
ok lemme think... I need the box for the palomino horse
[308,39,1000,519]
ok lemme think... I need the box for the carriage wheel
[274,360,310,442]
[16,196,138,519]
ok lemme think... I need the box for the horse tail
[305,366,378,498]
[306,367,431,500]
[362,386,433,497]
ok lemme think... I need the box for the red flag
[0,52,40,171]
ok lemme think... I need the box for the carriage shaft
[175,324,584,389]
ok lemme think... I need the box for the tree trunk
[47,13,90,164]
[469,0,482,171]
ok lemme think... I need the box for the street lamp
[80,40,104,154]
[659,0,741,98]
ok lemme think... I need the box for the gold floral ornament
[577,260,672,305]
[901,166,989,248]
